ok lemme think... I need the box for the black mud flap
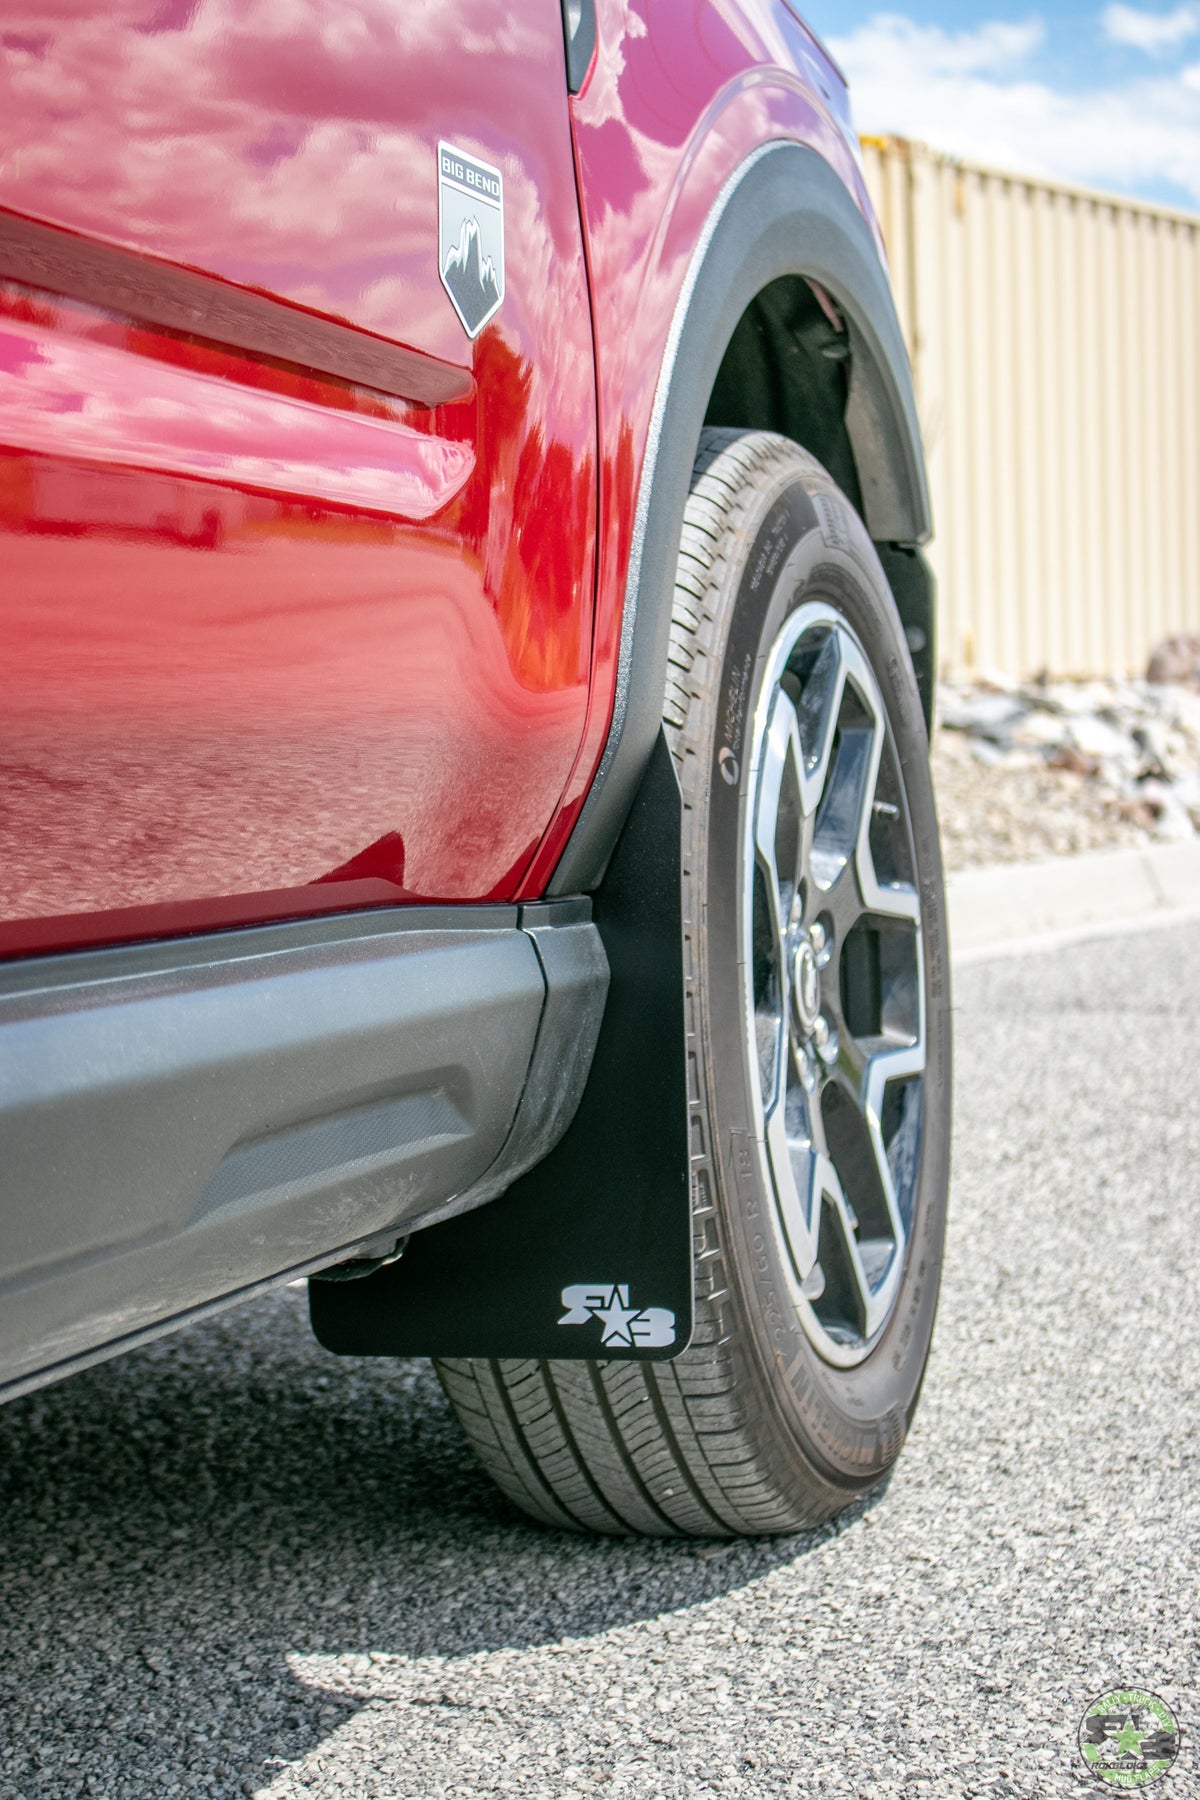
[309,732,694,1362]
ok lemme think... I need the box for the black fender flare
[550,140,931,895]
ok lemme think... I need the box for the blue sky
[799,2,1200,208]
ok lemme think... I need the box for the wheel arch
[550,140,934,895]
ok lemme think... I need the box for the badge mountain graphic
[442,218,502,337]
[437,141,504,337]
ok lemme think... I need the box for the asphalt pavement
[1,922,1198,1799]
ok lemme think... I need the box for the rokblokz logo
[558,1284,676,1348]
[1078,1688,1180,1787]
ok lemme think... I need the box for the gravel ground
[931,729,1156,871]
[931,675,1200,872]
[2,925,1199,1799]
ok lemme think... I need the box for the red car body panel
[0,0,861,956]
[517,0,868,896]
[0,0,595,956]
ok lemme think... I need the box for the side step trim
[0,905,605,1398]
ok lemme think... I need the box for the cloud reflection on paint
[0,0,598,945]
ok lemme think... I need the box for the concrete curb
[947,840,1200,962]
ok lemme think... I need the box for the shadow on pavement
[0,1285,884,1797]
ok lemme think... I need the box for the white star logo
[594,1285,641,1346]
[557,1283,676,1350]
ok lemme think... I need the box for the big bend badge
[438,141,504,338]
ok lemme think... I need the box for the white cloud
[881,15,1046,72]
[831,12,1200,204]
[1102,4,1200,54]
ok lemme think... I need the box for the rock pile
[1147,632,1200,686]
[930,663,1200,871]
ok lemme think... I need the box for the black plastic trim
[549,141,931,896]
[0,904,605,1399]
[560,0,597,93]
[875,542,937,733]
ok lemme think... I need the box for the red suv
[0,0,949,1536]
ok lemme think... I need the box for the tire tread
[436,430,898,1536]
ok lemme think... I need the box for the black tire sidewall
[693,452,951,1488]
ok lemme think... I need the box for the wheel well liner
[549,141,932,895]
[705,273,865,518]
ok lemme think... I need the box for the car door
[0,0,597,1375]
[0,0,596,958]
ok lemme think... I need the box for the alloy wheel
[743,601,926,1368]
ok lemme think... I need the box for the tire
[436,429,951,1536]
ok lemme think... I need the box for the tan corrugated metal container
[860,135,1200,679]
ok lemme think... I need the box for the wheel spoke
[765,1090,821,1283]
[819,848,870,947]
[841,639,922,925]
[856,845,921,925]
[751,688,805,1115]
[806,637,875,899]
[754,687,804,940]
[794,628,846,816]
[862,1040,925,1246]
[816,1154,877,1336]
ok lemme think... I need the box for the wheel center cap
[791,937,821,1038]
